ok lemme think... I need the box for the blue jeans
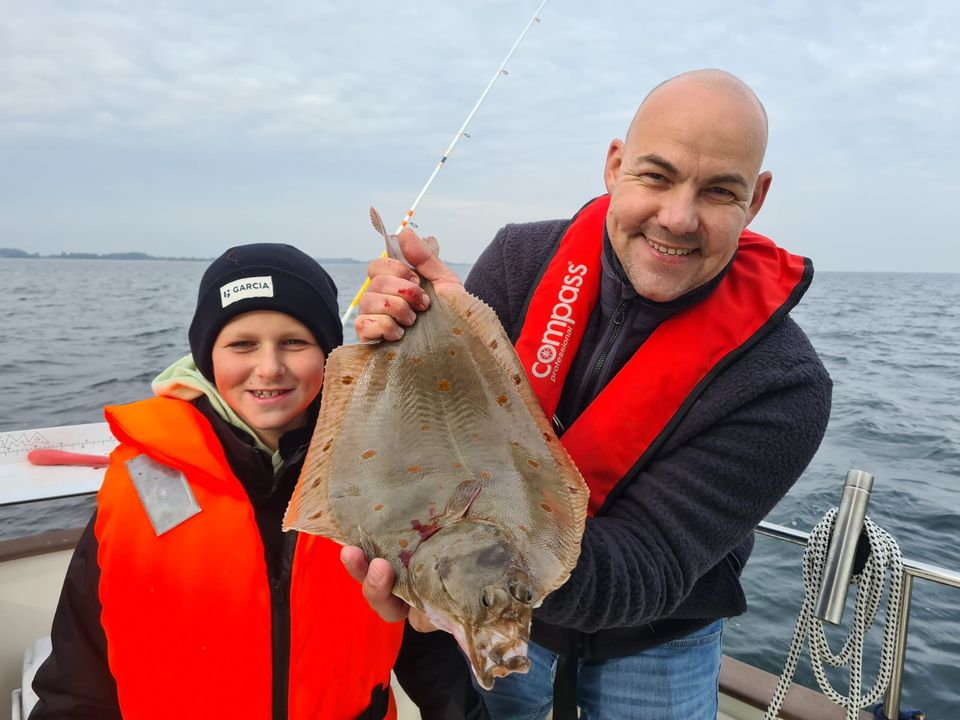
[477,620,724,720]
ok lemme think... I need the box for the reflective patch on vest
[126,454,201,536]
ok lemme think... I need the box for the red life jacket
[514,195,811,515]
[95,397,403,720]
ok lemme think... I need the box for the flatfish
[284,209,588,689]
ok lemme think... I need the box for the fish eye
[481,586,497,608]
[509,581,533,604]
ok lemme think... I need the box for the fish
[283,209,588,689]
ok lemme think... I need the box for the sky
[1,0,958,271]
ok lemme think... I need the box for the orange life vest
[514,195,812,515]
[95,396,403,719]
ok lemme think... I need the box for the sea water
[1,258,958,715]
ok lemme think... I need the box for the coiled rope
[764,508,905,720]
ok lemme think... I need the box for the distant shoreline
[0,249,474,266]
[2,250,941,273]
[0,248,364,263]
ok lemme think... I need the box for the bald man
[347,69,832,719]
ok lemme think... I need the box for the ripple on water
[129,326,181,340]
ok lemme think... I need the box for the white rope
[764,508,905,720]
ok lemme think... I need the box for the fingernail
[368,566,383,584]
[421,293,430,308]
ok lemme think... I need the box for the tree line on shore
[0,248,362,263]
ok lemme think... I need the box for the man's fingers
[363,557,410,623]
[367,256,420,286]
[363,276,429,315]
[397,229,464,292]
[340,545,371,583]
[341,548,411,623]
[353,227,463,344]
[355,276,424,342]
[355,312,404,344]
[341,547,436,629]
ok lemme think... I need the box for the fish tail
[369,207,413,268]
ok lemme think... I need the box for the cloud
[0,0,957,270]
[0,1,540,146]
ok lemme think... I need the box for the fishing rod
[340,0,549,327]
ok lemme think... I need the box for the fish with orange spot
[284,209,588,689]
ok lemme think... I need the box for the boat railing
[756,519,960,719]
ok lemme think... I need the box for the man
[344,69,832,719]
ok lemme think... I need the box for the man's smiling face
[603,73,772,302]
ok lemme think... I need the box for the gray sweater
[466,215,833,657]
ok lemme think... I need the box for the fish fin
[282,485,348,542]
[437,285,590,596]
[369,206,388,239]
[441,479,483,521]
[369,206,412,268]
[358,526,386,561]
[434,286,526,377]
[421,235,440,257]
[283,344,374,541]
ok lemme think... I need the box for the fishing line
[340,0,549,327]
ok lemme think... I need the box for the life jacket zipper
[556,299,631,435]
[590,300,628,382]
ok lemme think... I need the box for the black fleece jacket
[465,217,833,656]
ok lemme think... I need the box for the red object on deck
[27,449,110,468]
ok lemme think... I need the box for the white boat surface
[0,424,113,506]
[5,423,954,720]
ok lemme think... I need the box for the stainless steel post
[883,571,914,719]
[813,469,875,624]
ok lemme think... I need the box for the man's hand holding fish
[340,545,438,632]
[356,227,464,342]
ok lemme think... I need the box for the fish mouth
[466,625,531,690]
[415,603,531,690]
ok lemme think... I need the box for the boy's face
[211,310,326,450]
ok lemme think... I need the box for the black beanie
[188,243,342,382]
